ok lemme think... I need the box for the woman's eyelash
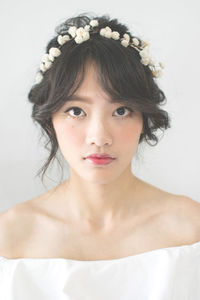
[64,106,134,118]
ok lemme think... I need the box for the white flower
[139,46,152,65]
[84,25,90,31]
[82,31,90,41]
[105,30,112,38]
[76,27,85,36]
[90,19,99,27]
[111,31,120,40]
[35,72,43,84]
[105,26,112,32]
[141,40,149,48]
[121,39,129,47]
[132,38,139,46]
[120,33,131,47]
[45,61,52,69]
[123,33,130,42]
[100,26,112,38]
[42,53,50,63]
[48,53,55,62]
[57,34,70,45]
[68,26,77,38]
[139,46,150,58]
[74,27,90,44]
[40,63,47,72]
[49,47,61,57]
[140,56,150,65]
[100,28,107,36]
[75,36,83,44]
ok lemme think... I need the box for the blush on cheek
[61,125,83,146]
[118,126,140,142]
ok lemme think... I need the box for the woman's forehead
[70,61,113,97]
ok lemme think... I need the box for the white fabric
[0,241,200,300]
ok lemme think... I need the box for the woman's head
[28,12,171,185]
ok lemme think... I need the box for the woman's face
[52,62,144,184]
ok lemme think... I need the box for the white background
[0,0,199,213]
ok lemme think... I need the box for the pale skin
[0,61,200,260]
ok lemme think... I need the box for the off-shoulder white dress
[0,241,200,300]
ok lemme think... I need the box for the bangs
[49,35,153,114]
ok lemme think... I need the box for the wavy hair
[28,12,171,185]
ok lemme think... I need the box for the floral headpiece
[35,19,165,84]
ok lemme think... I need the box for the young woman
[0,12,200,299]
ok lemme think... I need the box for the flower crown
[35,19,165,84]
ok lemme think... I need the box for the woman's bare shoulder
[177,195,200,232]
[140,180,200,242]
[167,194,200,220]
[0,187,59,258]
[158,194,200,243]
[0,207,20,257]
[0,201,39,258]
[0,190,51,230]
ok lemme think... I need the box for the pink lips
[84,153,116,165]
[86,154,115,159]
[85,157,115,165]
[84,154,116,165]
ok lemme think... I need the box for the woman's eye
[114,106,133,117]
[64,106,133,119]
[65,107,84,118]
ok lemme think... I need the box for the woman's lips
[84,157,115,165]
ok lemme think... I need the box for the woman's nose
[85,119,112,147]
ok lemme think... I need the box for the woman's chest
[20,211,179,260]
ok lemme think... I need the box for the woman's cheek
[118,125,140,142]
[61,124,83,145]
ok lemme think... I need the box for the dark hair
[28,12,171,186]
